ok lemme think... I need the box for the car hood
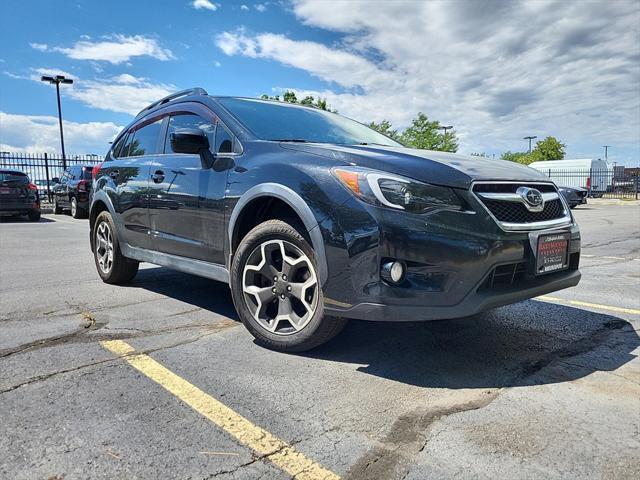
[280,143,549,189]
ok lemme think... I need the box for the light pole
[438,125,453,136]
[523,135,537,153]
[41,74,74,168]
[602,145,611,161]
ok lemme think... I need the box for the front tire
[53,198,62,214]
[93,211,139,284]
[230,219,347,352]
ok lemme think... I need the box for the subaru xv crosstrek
[89,88,581,351]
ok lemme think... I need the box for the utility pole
[523,135,537,153]
[41,74,74,168]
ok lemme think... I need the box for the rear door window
[129,119,163,157]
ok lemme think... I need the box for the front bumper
[319,195,581,322]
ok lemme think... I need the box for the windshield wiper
[269,138,311,143]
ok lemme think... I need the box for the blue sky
[1,0,639,165]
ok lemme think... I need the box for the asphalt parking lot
[1,203,639,480]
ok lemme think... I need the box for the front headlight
[333,166,463,213]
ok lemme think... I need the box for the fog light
[381,260,406,284]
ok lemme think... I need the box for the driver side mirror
[171,128,216,169]
[170,128,209,154]
[51,177,60,184]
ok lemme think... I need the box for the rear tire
[71,197,86,219]
[28,209,41,221]
[93,211,139,284]
[230,219,347,352]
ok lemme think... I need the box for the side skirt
[121,244,230,284]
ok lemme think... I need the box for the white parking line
[581,254,640,262]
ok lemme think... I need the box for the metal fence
[535,167,639,199]
[0,152,103,202]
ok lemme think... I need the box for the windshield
[218,98,403,147]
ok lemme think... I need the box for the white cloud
[30,43,49,52]
[254,3,267,12]
[53,34,174,64]
[215,31,395,89]
[192,0,218,11]
[66,75,175,115]
[0,112,121,155]
[241,5,249,11]
[16,68,175,115]
[218,0,640,160]
[213,61,222,67]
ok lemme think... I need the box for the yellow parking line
[101,340,339,480]
[537,296,640,315]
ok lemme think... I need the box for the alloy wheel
[95,221,114,274]
[242,239,318,335]
[71,198,77,217]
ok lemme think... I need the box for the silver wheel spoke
[242,238,318,336]
[289,278,317,317]
[95,221,114,274]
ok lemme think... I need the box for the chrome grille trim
[471,181,572,232]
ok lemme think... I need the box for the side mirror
[51,177,60,184]
[170,128,209,154]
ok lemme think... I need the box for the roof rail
[135,87,208,118]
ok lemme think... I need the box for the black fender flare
[227,183,328,285]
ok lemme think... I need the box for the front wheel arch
[228,184,328,285]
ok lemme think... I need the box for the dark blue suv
[90,88,581,351]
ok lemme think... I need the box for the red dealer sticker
[536,232,570,275]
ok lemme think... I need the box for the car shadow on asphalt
[302,301,639,389]
[128,267,638,389]
[0,216,55,223]
[132,267,240,320]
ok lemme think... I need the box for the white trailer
[528,158,610,196]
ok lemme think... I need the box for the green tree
[501,150,535,164]
[532,136,566,161]
[500,136,566,165]
[282,90,298,103]
[400,113,458,152]
[368,120,401,142]
[300,95,315,106]
[260,91,332,111]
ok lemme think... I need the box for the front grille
[473,182,568,226]
[483,198,564,223]
[474,183,557,194]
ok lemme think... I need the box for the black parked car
[52,165,94,218]
[0,169,41,221]
[90,88,581,352]
[558,185,587,209]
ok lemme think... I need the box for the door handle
[151,170,165,183]
[109,170,119,180]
